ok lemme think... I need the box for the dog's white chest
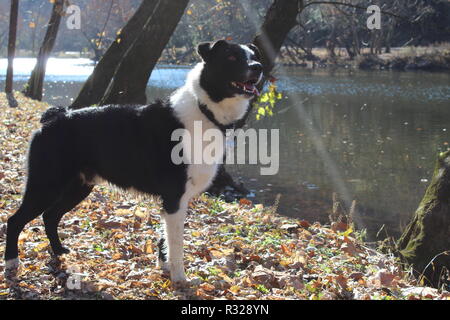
[183,122,225,197]
[169,62,250,198]
[186,163,219,196]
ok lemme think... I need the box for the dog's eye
[227,55,236,61]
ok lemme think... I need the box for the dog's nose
[250,63,263,73]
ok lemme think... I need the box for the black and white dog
[4,40,263,284]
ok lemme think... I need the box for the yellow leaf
[134,208,147,219]
[260,95,269,103]
[144,240,153,254]
[115,208,132,216]
[27,264,38,271]
[279,259,291,267]
[343,227,353,237]
[229,285,240,293]
[34,242,48,252]
[112,252,122,260]
[219,272,233,283]
[210,249,223,259]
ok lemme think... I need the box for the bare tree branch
[303,1,408,20]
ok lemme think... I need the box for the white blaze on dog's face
[197,40,263,102]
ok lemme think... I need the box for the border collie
[4,40,263,285]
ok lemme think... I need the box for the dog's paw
[170,268,187,286]
[53,246,70,256]
[4,258,20,283]
[172,278,189,289]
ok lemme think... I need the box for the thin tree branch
[303,1,408,20]
[97,0,115,50]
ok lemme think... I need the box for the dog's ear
[197,40,229,62]
[211,39,229,51]
[247,43,261,60]
[197,42,213,62]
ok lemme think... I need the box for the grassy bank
[0,92,449,300]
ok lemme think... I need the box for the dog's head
[197,40,263,102]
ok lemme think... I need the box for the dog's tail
[40,106,66,124]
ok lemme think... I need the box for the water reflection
[1,58,449,239]
[230,69,450,239]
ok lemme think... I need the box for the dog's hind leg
[4,189,58,278]
[157,237,169,273]
[5,130,73,278]
[43,178,93,256]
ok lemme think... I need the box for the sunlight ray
[240,2,365,230]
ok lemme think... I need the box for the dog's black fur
[5,101,186,259]
[4,40,262,282]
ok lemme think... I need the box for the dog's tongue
[243,82,260,96]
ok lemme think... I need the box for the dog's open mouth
[231,79,260,96]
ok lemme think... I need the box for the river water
[1,58,449,239]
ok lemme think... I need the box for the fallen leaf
[229,285,240,294]
[144,240,153,254]
[112,253,123,260]
[199,283,215,292]
[281,243,292,256]
[299,220,310,228]
[334,274,348,289]
[331,221,348,232]
[239,198,252,207]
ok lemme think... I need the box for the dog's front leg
[163,208,187,285]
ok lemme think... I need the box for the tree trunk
[234,0,301,130]
[209,0,301,196]
[70,0,159,109]
[253,0,301,77]
[5,0,19,95]
[343,39,356,59]
[397,151,450,288]
[385,24,393,54]
[327,25,337,59]
[370,31,375,55]
[350,18,360,56]
[99,0,189,106]
[23,0,63,101]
